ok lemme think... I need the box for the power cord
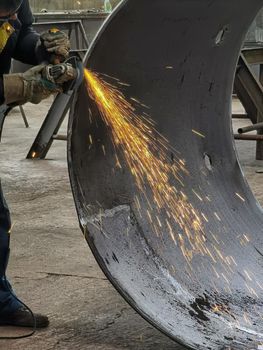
[0,275,36,340]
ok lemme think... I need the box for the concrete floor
[0,98,262,349]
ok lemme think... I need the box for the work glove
[3,64,62,105]
[40,29,70,64]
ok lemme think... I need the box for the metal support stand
[26,20,89,159]
[19,106,29,128]
[256,63,263,160]
[0,105,10,142]
[26,92,74,159]
[238,121,263,134]
[234,50,263,160]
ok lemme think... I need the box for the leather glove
[3,65,62,105]
[40,29,70,63]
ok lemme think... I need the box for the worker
[0,0,73,328]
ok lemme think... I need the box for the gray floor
[0,99,262,349]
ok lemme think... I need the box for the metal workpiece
[68,1,263,349]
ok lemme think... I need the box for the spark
[201,213,209,222]
[117,82,130,87]
[192,189,203,201]
[229,256,237,266]
[221,273,230,284]
[211,303,231,317]
[8,223,15,234]
[204,247,217,263]
[212,304,220,313]
[235,192,246,202]
[192,129,205,138]
[130,97,141,104]
[214,212,221,221]
[210,232,220,245]
[156,216,162,228]
[211,265,220,279]
[146,210,153,223]
[88,108,93,123]
[84,68,207,262]
[115,154,122,169]
[243,234,250,243]
[244,269,252,281]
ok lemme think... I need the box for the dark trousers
[0,106,21,315]
[0,181,21,315]
[0,107,11,281]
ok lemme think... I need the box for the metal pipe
[52,134,67,141]
[68,1,263,349]
[234,133,263,140]
[232,113,248,119]
[238,121,263,133]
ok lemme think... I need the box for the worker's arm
[12,0,70,65]
[2,63,76,106]
[12,0,39,65]
[2,65,61,106]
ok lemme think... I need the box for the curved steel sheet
[68,1,263,348]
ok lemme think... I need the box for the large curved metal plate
[68,1,263,349]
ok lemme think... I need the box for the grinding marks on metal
[68,1,263,349]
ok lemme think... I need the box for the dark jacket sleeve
[12,0,39,65]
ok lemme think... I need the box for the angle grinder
[41,28,84,92]
[43,55,84,93]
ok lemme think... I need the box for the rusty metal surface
[68,1,263,349]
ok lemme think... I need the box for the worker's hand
[40,30,70,63]
[3,65,62,105]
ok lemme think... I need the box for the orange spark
[84,68,207,262]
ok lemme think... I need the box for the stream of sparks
[83,69,263,326]
[84,68,208,262]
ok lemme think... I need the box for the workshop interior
[0,1,263,349]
